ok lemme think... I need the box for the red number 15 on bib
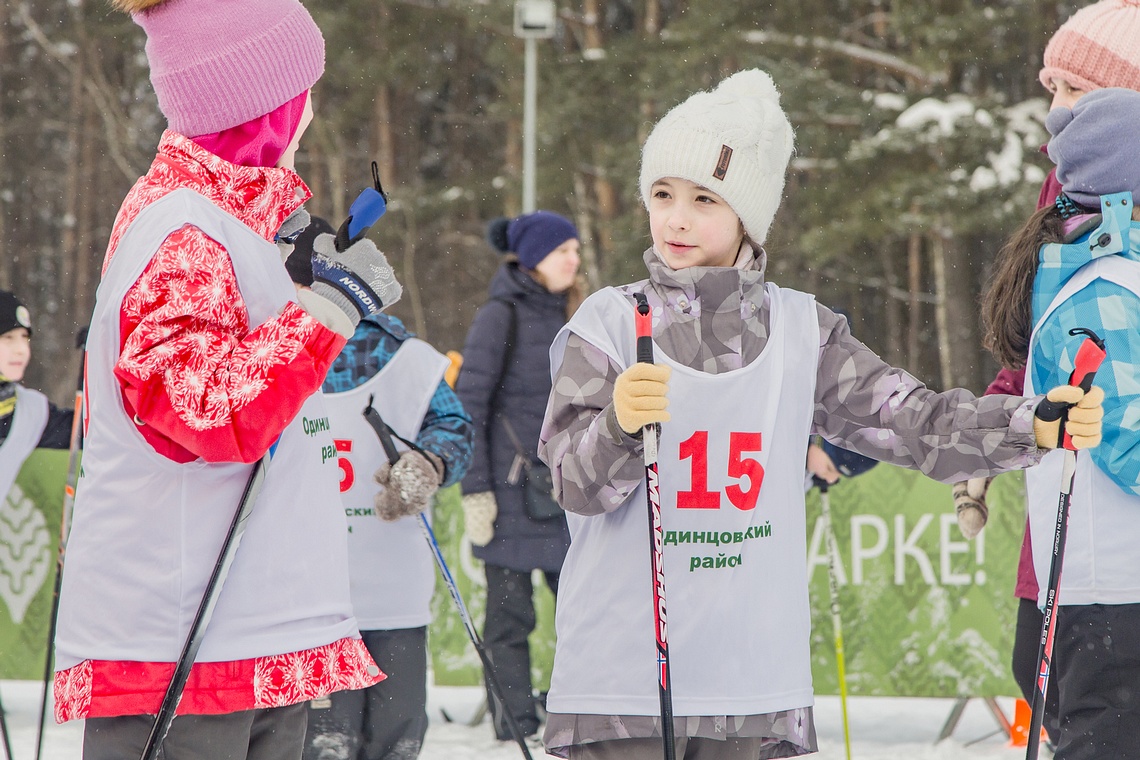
[677,431,763,511]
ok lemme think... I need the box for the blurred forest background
[0,1,1077,404]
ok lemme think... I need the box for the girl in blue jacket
[983,86,1140,759]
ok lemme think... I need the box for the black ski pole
[35,331,86,760]
[139,446,273,760]
[361,400,534,760]
[633,292,676,760]
[141,179,389,760]
[1025,327,1106,760]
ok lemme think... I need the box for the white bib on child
[1026,251,1140,607]
[323,338,449,630]
[0,386,49,500]
[56,188,360,667]
[546,284,819,717]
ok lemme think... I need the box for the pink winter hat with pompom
[115,0,325,137]
[1040,0,1140,94]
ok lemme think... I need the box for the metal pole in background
[514,0,554,214]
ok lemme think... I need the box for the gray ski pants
[82,702,307,760]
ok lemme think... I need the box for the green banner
[430,467,1025,699]
[0,449,69,679]
[806,466,1022,698]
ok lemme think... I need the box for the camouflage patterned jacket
[539,245,1043,517]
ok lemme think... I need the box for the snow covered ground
[0,679,1041,759]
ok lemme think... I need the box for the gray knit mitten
[311,232,402,328]
[462,492,497,547]
[275,206,312,262]
[953,476,993,540]
[374,451,443,522]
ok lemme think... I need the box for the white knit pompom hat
[639,69,795,244]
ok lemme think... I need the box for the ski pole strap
[362,396,426,465]
[1034,327,1106,450]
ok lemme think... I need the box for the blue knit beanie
[1047,87,1140,207]
[487,211,579,269]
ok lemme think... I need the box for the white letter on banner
[851,515,888,584]
[939,513,972,586]
[894,514,935,585]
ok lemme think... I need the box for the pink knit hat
[1039,0,1140,93]
[119,0,325,137]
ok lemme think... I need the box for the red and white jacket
[53,132,382,722]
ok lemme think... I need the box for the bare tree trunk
[60,29,86,309]
[583,0,603,53]
[323,126,348,223]
[644,0,660,35]
[930,229,952,392]
[0,3,10,290]
[76,64,99,323]
[372,3,395,189]
[572,171,600,292]
[373,83,395,189]
[906,227,922,373]
[943,231,985,391]
[877,241,903,365]
[402,207,427,338]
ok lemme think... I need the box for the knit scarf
[0,377,15,420]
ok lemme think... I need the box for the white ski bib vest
[547,284,819,716]
[55,189,361,668]
[323,338,448,630]
[0,385,49,500]
[1027,248,1140,607]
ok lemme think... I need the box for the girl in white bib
[538,69,1104,760]
[53,2,403,758]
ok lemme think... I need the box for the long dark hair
[981,205,1067,370]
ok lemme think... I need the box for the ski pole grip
[634,293,654,365]
[1070,332,1107,392]
[334,187,388,253]
[1034,329,1106,450]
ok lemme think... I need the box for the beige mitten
[613,363,672,434]
[1033,385,1104,450]
[952,477,993,540]
[462,491,498,547]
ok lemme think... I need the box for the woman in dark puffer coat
[457,211,581,742]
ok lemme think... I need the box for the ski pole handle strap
[363,400,401,465]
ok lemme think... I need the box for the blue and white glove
[310,233,403,329]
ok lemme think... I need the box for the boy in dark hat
[0,290,74,451]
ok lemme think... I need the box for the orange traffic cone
[1008,698,1050,747]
